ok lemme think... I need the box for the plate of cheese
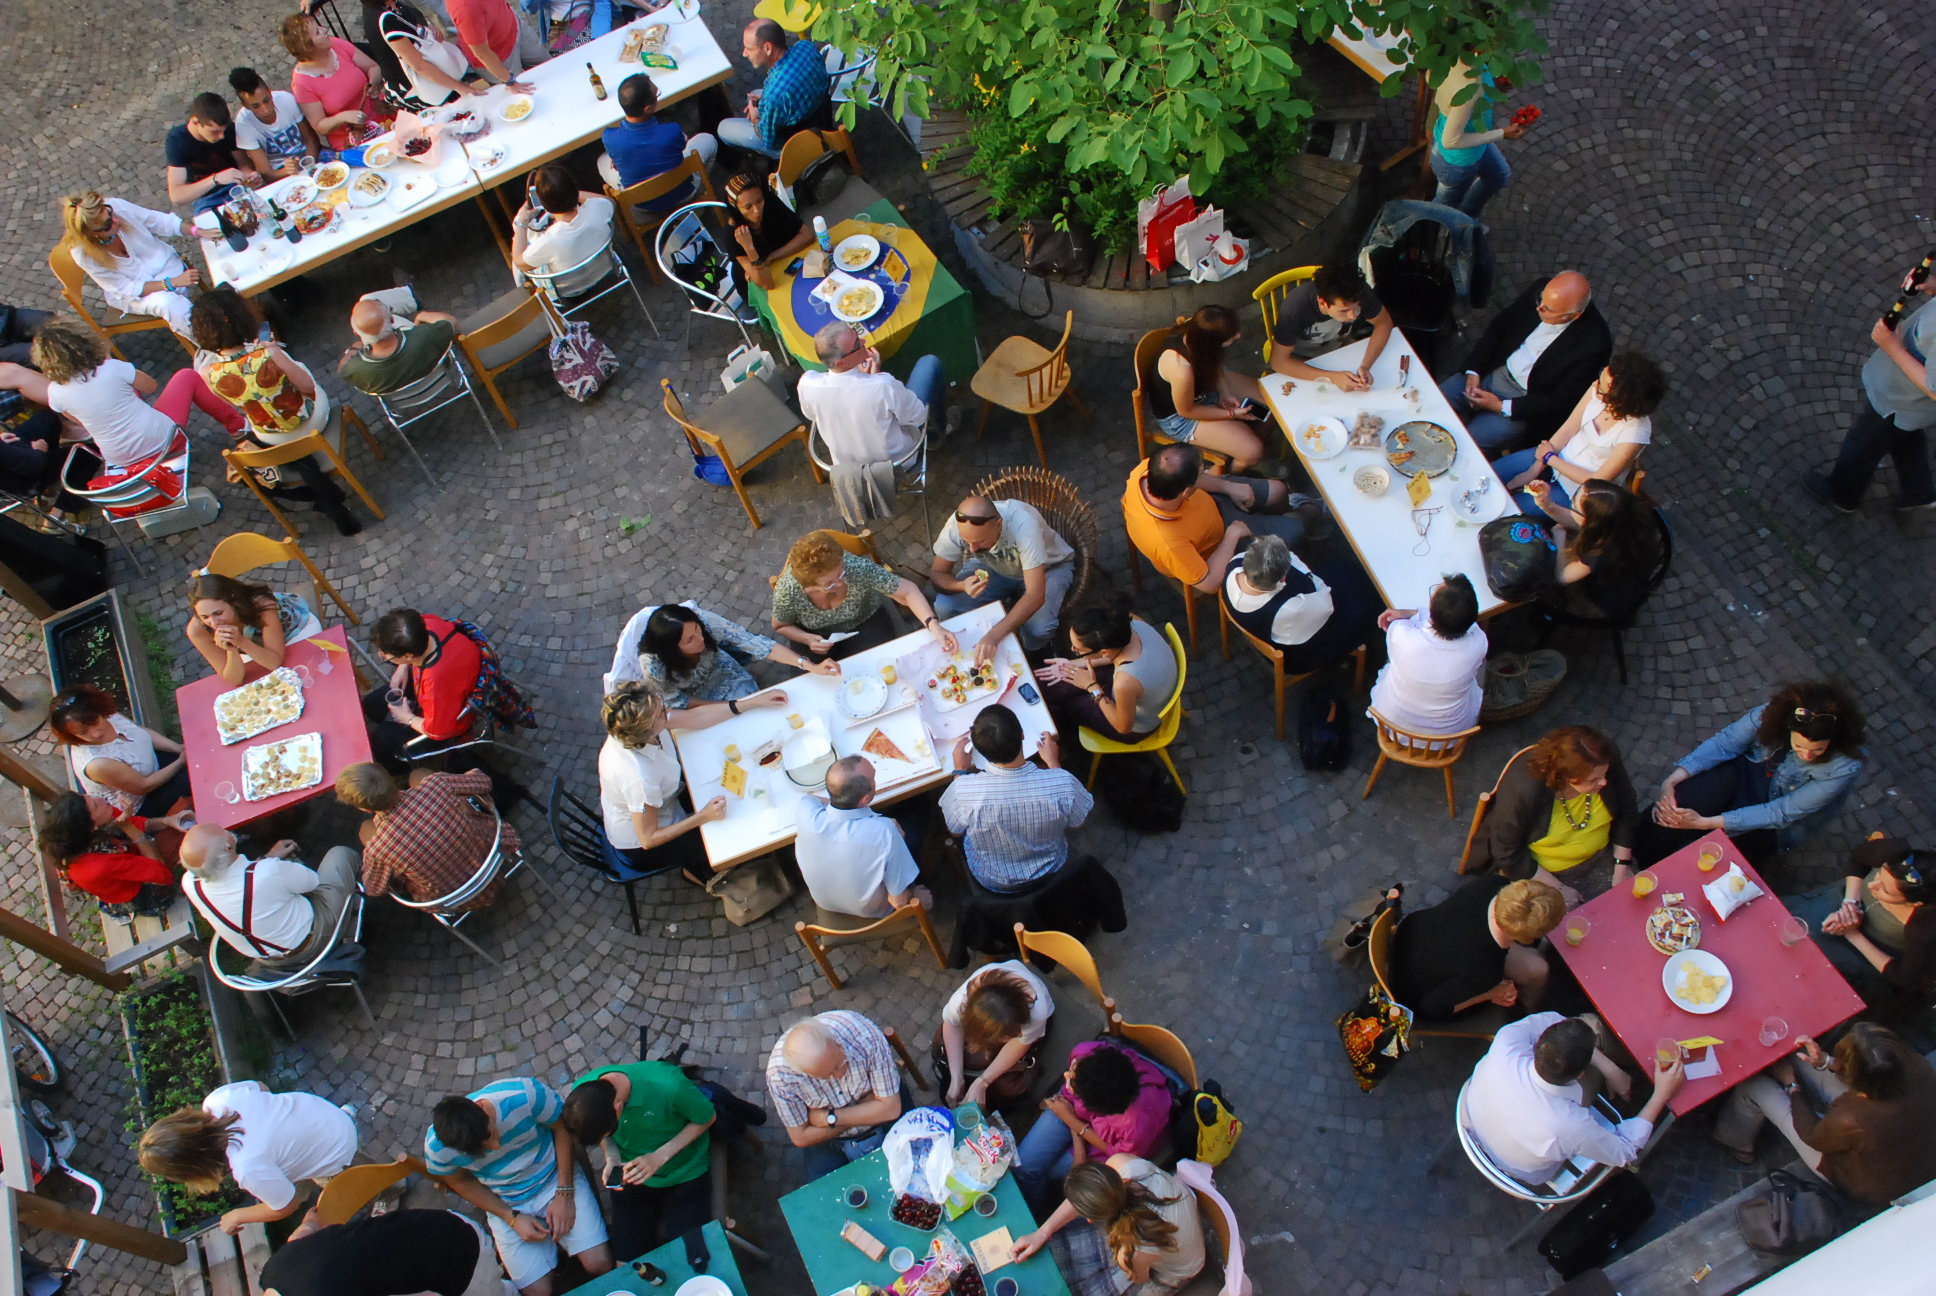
[1291,415,1347,461]
[213,667,305,745]
[241,731,324,801]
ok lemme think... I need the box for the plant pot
[42,590,162,728]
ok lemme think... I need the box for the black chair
[1542,506,1674,685]
[546,777,684,935]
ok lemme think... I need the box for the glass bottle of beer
[587,63,607,100]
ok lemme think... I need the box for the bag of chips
[1703,863,1765,922]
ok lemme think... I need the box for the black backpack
[1538,1170,1655,1278]
[1296,682,1351,771]
[1098,751,1184,833]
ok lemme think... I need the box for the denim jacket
[1678,704,1865,845]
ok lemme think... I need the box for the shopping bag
[549,320,618,401]
[1172,204,1225,276]
[1138,177,1196,273]
[720,344,776,392]
[1190,220,1252,283]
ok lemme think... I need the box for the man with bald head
[796,322,946,471]
[930,492,1077,663]
[337,288,461,397]
[765,1010,905,1178]
[1440,270,1613,451]
[178,823,361,975]
[793,755,931,921]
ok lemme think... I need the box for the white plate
[253,243,295,277]
[1662,949,1733,1015]
[496,95,536,125]
[1452,479,1507,522]
[346,171,392,207]
[364,138,398,169]
[270,177,318,210]
[832,234,880,273]
[433,153,471,188]
[390,175,440,211]
[314,161,351,191]
[1289,414,1347,461]
[829,279,884,323]
[839,675,888,721]
[674,1279,730,1296]
[647,0,702,22]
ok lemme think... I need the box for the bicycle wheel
[6,1011,63,1093]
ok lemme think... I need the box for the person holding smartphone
[559,1061,715,1263]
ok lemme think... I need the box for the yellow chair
[1367,906,1505,1042]
[1130,325,1230,472]
[606,153,721,278]
[1363,708,1482,819]
[1013,926,1113,1013]
[776,126,864,192]
[48,246,192,360]
[1108,1014,1199,1090]
[1251,264,1320,365]
[969,309,1086,469]
[314,1155,430,1225]
[796,905,948,991]
[1079,622,1187,794]
[205,530,358,626]
[752,0,822,33]
[1217,596,1367,742]
[221,406,385,539]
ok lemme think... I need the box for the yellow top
[1530,792,1610,873]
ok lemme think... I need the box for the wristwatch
[824,1109,839,1127]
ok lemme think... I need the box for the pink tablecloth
[177,627,372,829]
[1555,829,1865,1115]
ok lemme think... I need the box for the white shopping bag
[721,343,776,392]
[1191,228,1252,283]
[1172,204,1226,277]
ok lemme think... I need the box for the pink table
[177,627,372,829]
[1555,830,1865,1115]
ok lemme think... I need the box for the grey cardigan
[1467,744,1640,880]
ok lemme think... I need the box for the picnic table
[667,601,1053,868]
[558,1219,747,1295]
[1259,329,1512,616]
[1554,830,1866,1116]
[747,186,978,383]
[177,627,371,830]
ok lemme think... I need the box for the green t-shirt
[576,1061,714,1186]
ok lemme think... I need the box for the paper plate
[674,1279,731,1296]
[832,233,880,273]
[496,95,536,125]
[1662,949,1733,1015]
[433,153,471,188]
[1289,414,1347,461]
[1452,479,1507,521]
[830,279,884,323]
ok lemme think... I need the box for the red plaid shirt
[361,771,516,910]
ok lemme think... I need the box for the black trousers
[607,1169,712,1265]
[1632,756,1777,867]
[1826,396,1934,508]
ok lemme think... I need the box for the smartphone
[1018,682,1041,705]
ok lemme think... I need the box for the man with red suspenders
[179,824,362,975]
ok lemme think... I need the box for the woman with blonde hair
[1149,305,1275,473]
[1387,875,1567,1020]
[770,529,957,661]
[139,1081,358,1235]
[1465,725,1640,902]
[1011,1155,1205,1293]
[598,679,753,884]
[184,570,323,685]
[56,191,218,341]
[937,960,1055,1108]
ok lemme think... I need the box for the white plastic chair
[206,886,374,1035]
[388,804,558,965]
[807,421,929,533]
[372,343,499,460]
[525,229,660,337]
[1448,1078,1619,1248]
[58,434,195,575]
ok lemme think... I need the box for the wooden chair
[796,904,948,990]
[969,309,1088,468]
[1013,926,1111,1010]
[1130,326,1230,471]
[1362,708,1481,818]
[1217,596,1366,741]
[882,1024,929,1090]
[1366,905,1506,1043]
[776,126,864,192]
[314,1155,429,1225]
[1185,1184,1245,1296]
[1108,1014,1198,1090]
[969,466,1101,612]
[221,405,385,538]
[1250,265,1321,366]
[1080,622,1188,794]
[1125,547,1204,655]
[607,153,721,277]
[457,287,562,430]
[767,528,881,593]
[660,376,822,530]
[47,246,190,360]
[1456,744,1536,874]
[205,529,382,681]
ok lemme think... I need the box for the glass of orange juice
[880,663,897,685]
[1564,916,1590,946]
[1697,843,1722,872]
[787,713,805,730]
[1655,1037,1681,1069]
[723,742,740,763]
[1632,873,1657,899]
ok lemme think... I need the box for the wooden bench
[1578,1163,1810,1296]
[170,1221,271,1296]
[101,895,200,979]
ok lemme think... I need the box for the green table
[777,1109,1071,1296]
[559,1220,748,1296]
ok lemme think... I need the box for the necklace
[1559,791,1595,832]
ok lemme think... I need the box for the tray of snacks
[1662,949,1732,1014]
[622,23,670,60]
[1385,420,1457,478]
[1290,414,1347,461]
[241,731,324,801]
[213,667,305,745]
[925,658,1004,711]
[1347,410,1384,450]
[1645,895,1703,954]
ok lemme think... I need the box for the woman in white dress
[57,191,221,342]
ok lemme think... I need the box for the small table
[748,188,978,383]
[778,1127,1071,1296]
[177,627,372,830]
[1259,330,1512,616]
[558,1219,747,1295]
[667,601,1054,868]
[1554,830,1866,1115]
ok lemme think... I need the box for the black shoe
[325,507,364,536]
[1802,468,1855,514]
[1895,497,1936,512]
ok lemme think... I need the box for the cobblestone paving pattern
[0,0,1932,1292]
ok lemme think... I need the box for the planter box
[119,970,248,1237]
[42,589,162,729]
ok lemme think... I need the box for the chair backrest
[61,437,189,507]
[224,430,329,471]
[1114,1018,1199,1090]
[1458,743,1535,872]
[609,151,718,216]
[546,776,614,875]
[1020,310,1076,407]
[1131,325,1171,444]
[377,345,466,413]
[776,126,854,190]
[390,807,508,912]
[47,246,90,315]
[314,1155,427,1224]
[458,287,557,365]
[1013,926,1109,1008]
[824,46,879,104]
[969,466,1100,610]
[527,230,621,301]
[207,883,361,992]
[1156,623,1190,722]
[205,530,349,625]
[1192,1186,1236,1278]
[1222,596,1284,672]
[1645,506,1674,595]
[1251,265,1320,363]
[659,377,721,459]
[1366,906,1401,1004]
[1453,1079,1615,1202]
[1368,709,1478,765]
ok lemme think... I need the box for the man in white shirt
[229,66,320,179]
[1465,1012,1683,1184]
[1367,574,1488,735]
[929,495,1077,661]
[793,757,931,920]
[179,824,361,975]
[1439,270,1613,452]
[513,164,617,297]
[796,323,945,469]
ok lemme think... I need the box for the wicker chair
[969,465,1101,612]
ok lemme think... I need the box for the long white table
[194,6,731,294]
[1260,331,1511,616]
[667,601,1054,868]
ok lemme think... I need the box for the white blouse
[67,713,159,815]
[71,200,188,312]
[598,733,684,851]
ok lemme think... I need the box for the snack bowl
[364,139,398,168]
[1353,464,1391,497]
[1662,949,1733,1015]
[496,94,536,124]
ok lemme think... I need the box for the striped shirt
[423,1078,564,1210]
[939,762,1093,891]
[756,39,831,151]
[763,1011,899,1130]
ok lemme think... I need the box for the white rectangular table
[668,601,1054,868]
[1259,331,1512,616]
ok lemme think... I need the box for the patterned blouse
[202,345,315,438]
[770,554,901,634]
[640,606,776,706]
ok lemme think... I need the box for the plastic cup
[215,781,240,804]
[1697,844,1722,872]
[956,1106,983,1132]
[1780,916,1809,947]
[385,687,406,707]
[880,664,898,685]
[1759,1017,1789,1049]
[844,1184,868,1209]
[888,1246,916,1273]
[1632,873,1657,899]
[974,1193,998,1217]
[1656,1037,1680,1069]
[314,651,335,675]
[723,743,741,763]
[994,1279,1020,1296]
[1564,917,1590,947]
[293,665,315,688]
[175,812,197,830]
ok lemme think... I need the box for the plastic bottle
[812,214,832,253]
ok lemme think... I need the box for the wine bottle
[1881,250,1936,331]
[216,205,247,254]
[588,62,608,100]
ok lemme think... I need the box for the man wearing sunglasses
[1440,270,1612,452]
[929,495,1076,665]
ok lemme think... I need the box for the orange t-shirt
[1121,459,1225,586]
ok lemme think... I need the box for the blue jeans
[1493,446,1572,517]
[1013,1112,1076,1212]
[1430,143,1511,219]
[905,354,945,436]
[1438,372,1529,452]
[717,116,783,160]
[931,562,1076,650]
[798,1079,911,1180]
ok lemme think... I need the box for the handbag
[790,133,851,209]
[1478,515,1559,603]
[1735,1168,1843,1256]
[1336,983,1411,1092]
[930,1024,1042,1106]
[704,855,794,926]
[1295,682,1350,771]
[1022,219,1094,277]
[1321,884,1403,970]
[1539,1170,1655,1278]
[549,319,618,401]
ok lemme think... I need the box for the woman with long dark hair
[637,603,835,710]
[184,570,322,685]
[1149,305,1273,473]
[40,792,182,918]
[1530,477,1661,621]
[1034,594,1177,742]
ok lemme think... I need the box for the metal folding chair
[58,434,197,576]
[388,804,558,965]
[525,229,660,337]
[372,343,499,459]
[654,202,771,354]
[206,887,374,1035]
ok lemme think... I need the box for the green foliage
[617,515,654,536]
[824,0,1546,249]
[121,972,247,1227]
[132,611,180,736]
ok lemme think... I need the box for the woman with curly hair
[1463,725,1640,902]
[1638,680,1867,865]
[184,570,323,685]
[1501,352,1667,508]
[769,529,956,661]
[1011,1155,1205,1293]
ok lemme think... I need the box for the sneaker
[1801,469,1855,514]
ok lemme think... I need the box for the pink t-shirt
[290,37,370,149]
[447,0,520,68]
[1066,1041,1173,1158]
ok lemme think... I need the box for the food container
[1353,464,1390,496]
[782,726,836,789]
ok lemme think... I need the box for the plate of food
[273,177,319,210]
[1352,464,1390,496]
[213,667,305,745]
[241,731,324,801]
[830,279,884,324]
[1453,477,1507,521]
[839,675,888,721]
[314,160,351,191]
[1291,415,1347,461]
[833,234,880,273]
[292,204,333,236]
[1662,949,1732,1014]
[496,94,535,124]
[1347,410,1384,450]
[1385,420,1458,478]
[925,659,1004,711]
[433,152,471,188]
[363,139,398,168]
[1645,898,1703,954]
[347,169,392,207]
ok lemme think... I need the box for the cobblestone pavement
[2,0,1933,1292]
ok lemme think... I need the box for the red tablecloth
[178,627,372,829]
[1555,830,1865,1115]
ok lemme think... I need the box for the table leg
[473,192,515,267]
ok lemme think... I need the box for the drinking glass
[787,713,805,730]
[314,650,335,675]
[300,155,318,178]
[1655,1037,1680,1069]
[1779,916,1809,947]
[1631,873,1657,899]
[293,665,315,688]
[1564,916,1591,946]
[1697,843,1722,872]
[1759,1017,1790,1049]
[215,781,240,804]
[880,663,898,685]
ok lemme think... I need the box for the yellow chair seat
[971,336,1066,414]
[1077,622,1187,795]
[753,0,822,31]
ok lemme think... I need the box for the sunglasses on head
[954,512,999,526]
[1896,853,1924,889]
[1792,706,1838,726]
